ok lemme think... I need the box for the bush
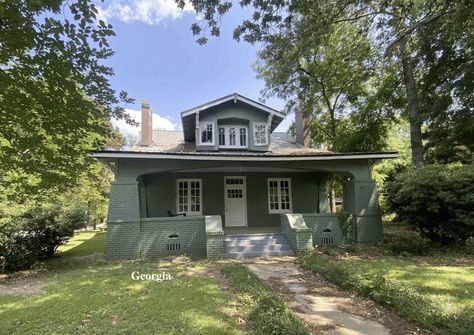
[385,164,474,245]
[0,202,86,271]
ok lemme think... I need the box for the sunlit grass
[299,252,474,335]
[0,232,244,334]
[57,231,106,256]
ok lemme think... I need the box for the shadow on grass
[0,262,242,335]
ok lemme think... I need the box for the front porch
[104,157,384,260]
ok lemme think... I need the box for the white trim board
[181,93,286,119]
[91,152,399,161]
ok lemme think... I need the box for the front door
[224,176,247,227]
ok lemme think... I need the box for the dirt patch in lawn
[243,256,434,335]
[0,271,50,296]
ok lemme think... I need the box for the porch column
[318,183,331,213]
[106,181,141,259]
[344,179,383,243]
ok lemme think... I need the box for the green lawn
[221,264,309,335]
[0,232,244,335]
[57,230,106,256]
[299,249,474,335]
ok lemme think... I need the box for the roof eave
[90,151,399,161]
[180,93,286,119]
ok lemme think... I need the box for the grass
[56,230,106,256]
[221,263,309,335]
[298,223,474,335]
[0,232,244,335]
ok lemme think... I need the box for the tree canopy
[181,0,474,164]
[0,0,133,200]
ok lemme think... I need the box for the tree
[180,0,474,165]
[415,2,474,164]
[0,0,133,200]
[254,19,400,152]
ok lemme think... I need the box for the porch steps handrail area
[224,233,294,259]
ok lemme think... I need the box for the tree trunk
[330,189,337,213]
[398,35,424,166]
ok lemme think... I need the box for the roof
[180,93,286,142]
[91,130,399,161]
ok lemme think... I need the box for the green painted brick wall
[206,234,224,259]
[140,217,206,258]
[344,180,383,243]
[106,181,141,259]
[107,222,140,259]
[302,213,343,246]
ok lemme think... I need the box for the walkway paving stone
[243,256,430,335]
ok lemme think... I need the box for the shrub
[0,202,86,271]
[337,208,353,243]
[385,164,474,245]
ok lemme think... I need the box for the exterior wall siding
[142,172,321,228]
[197,101,270,152]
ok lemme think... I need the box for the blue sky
[99,0,292,138]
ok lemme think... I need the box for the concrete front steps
[224,233,294,259]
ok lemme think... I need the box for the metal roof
[93,130,398,161]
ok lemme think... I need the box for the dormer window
[199,121,214,145]
[218,126,248,148]
[253,123,268,146]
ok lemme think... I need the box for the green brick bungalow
[91,93,397,259]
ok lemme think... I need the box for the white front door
[224,176,247,227]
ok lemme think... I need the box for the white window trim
[176,178,202,215]
[198,121,215,146]
[253,122,268,146]
[267,178,293,214]
[218,125,248,148]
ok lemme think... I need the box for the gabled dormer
[181,93,286,152]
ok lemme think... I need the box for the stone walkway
[244,257,431,335]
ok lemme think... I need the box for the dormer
[181,93,286,152]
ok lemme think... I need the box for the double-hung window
[176,179,202,215]
[253,122,268,146]
[199,121,214,145]
[218,126,248,148]
[267,178,292,213]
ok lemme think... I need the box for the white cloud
[113,108,177,141]
[96,0,194,25]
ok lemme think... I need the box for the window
[253,123,268,146]
[267,178,292,213]
[240,128,247,146]
[177,179,202,215]
[218,127,225,146]
[229,127,236,146]
[199,122,214,145]
[217,126,248,148]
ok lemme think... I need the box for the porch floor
[224,226,281,235]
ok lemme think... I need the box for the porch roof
[93,130,398,161]
[91,150,398,161]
